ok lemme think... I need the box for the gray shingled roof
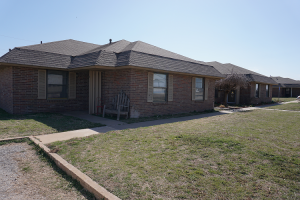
[0,39,224,78]
[271,76,300,88]
[20,39,101,56]
[206,61,277,85]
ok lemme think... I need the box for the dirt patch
[0,142,93,200]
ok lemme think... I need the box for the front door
[228,90,236,103]
[285,88,291,97]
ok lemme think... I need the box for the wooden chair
[102,90,130,120]
[96,97,103,115]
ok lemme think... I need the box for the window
[266,85,269,97]
[47,70,68,99]
[153,73,167,102]
[255,83,259,98]
[215,89,219,98]
[195,77,204,100]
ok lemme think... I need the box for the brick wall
[127,68,215,118]
[0,66,13,113]
[292,88,300,97]
[248,83,273,104]
[272,87,281,97]
[7,66,215,116]
[272,87,300,97]
[12,67,89,114]
[101,69,132,106]
[239,86,252,105]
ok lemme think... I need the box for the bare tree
[215,73,249,106]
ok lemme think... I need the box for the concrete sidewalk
[35,126,116,144]
[63,111,126,127]
[63,111,228,130]
[114,111,227,130]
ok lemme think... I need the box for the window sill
[47,98,69,100]
[193,100,205,103]
[152,101,168,105]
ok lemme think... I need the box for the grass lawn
[272,97,297,102]
[0,109,104,139]
[266,103,300,111]
[50,110,300,199]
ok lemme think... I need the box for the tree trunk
[223,92,229,107]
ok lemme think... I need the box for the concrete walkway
[35,126,116,144]
[63,111,127,127]
[63,110,228,130]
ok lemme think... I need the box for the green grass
[266,103,300,111]
[50,110,300,199]
[272,97,297,102]
[100,109,216,124]
[0,109,104,139]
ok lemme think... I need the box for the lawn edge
[6,136,120,200]
[0,136,30,143]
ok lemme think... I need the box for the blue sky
[1,0,299,80]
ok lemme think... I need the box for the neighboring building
[271,76,300,97]
[207,62,277,105]
[0,39,224,117]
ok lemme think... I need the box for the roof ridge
[14,47,71,57]
[18,39,100,48]
[224,63,267,77]
[77,39,130,56]
[128,50,209,66]
[132,40,201,63]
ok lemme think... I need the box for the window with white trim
[195,77,204,100]
[153,73,167,102]
[255,83,259,98]
[47,70,68,99]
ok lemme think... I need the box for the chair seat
[105,109,128,115]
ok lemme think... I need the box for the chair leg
[102,105,106,118]
[117,106,121,121]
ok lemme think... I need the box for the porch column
[236,86,240,105]
[89,71,101,114]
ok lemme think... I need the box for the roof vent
[109,39,112,44]
[9,49,11,51]
[41,41,42,44]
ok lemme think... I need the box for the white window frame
[195,77,204,101]
[153,73,167,102]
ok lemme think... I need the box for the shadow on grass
[0,109,104,133]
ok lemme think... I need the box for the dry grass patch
[266,102,300,111]
[0,109,104,139]
[0,140,94,199]
[272,97,297,102]
[50,110,300,199]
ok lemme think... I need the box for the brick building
[0,39,224,117]
[206,62,277,105]
[271,76,300,98]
